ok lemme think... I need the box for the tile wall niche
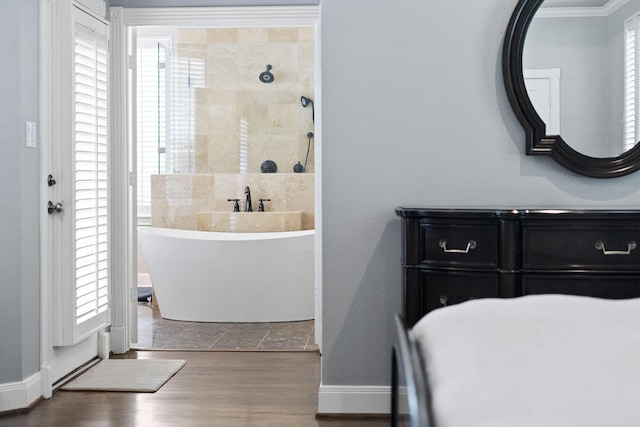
[177,27,315,175]
[151,173,314,232]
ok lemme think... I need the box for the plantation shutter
[70,7,110,343]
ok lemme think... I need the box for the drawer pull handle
[439,239,477,254]
[595,241,637,255]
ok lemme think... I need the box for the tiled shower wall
[151,173,314,231]
[177,27,315,174]
[151,28,315,232]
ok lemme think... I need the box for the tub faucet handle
[227,198,240,212]
[258,198,271,212]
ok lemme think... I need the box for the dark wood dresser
[396,208,640,327]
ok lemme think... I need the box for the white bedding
[412,295,640,427]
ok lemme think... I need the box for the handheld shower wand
[303,132,313,172]
[297,96,315,172]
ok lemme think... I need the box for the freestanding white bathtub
[137,226,314,322]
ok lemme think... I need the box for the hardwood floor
[0,351,389,427]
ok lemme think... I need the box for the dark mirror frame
[503,0,640,178]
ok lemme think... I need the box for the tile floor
[132,301,318,352]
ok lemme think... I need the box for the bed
[391,294,640,427]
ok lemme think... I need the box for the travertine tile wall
[151,28,315,232]
[151,173,314,231]
[177,27,315,174]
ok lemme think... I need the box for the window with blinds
[136,37,204,215]
[73,9,110,339]
[625,15,640,151]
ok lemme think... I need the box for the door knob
[47,201,63,215]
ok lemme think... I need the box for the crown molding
[537,0,629,18]
[121,6,319,27]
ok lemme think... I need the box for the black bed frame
[391,315,433,427]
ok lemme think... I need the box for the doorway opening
[110,6,322,353]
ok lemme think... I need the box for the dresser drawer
[523,225,640,270]
[419,223,499,269]
[420,270,499,314]
[523,274,640,299]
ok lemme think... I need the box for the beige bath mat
[61,359,186,392]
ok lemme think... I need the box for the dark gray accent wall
[0,0,40,384]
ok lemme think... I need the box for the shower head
[300,96,315,123]
[300,96,314,108]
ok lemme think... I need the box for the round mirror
[504,0,640,177]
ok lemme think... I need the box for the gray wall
[320,0,640,387]
[0,0,40,384]
[5,0,640,397]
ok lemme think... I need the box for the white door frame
[108,5,323,353]
[108,7,137,354]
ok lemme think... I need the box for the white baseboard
[0,372,42,412]
[317,385,390,414]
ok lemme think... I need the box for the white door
[41,1,110,389]
[524,68,561,135]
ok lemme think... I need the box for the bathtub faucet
[244,186,253,212]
